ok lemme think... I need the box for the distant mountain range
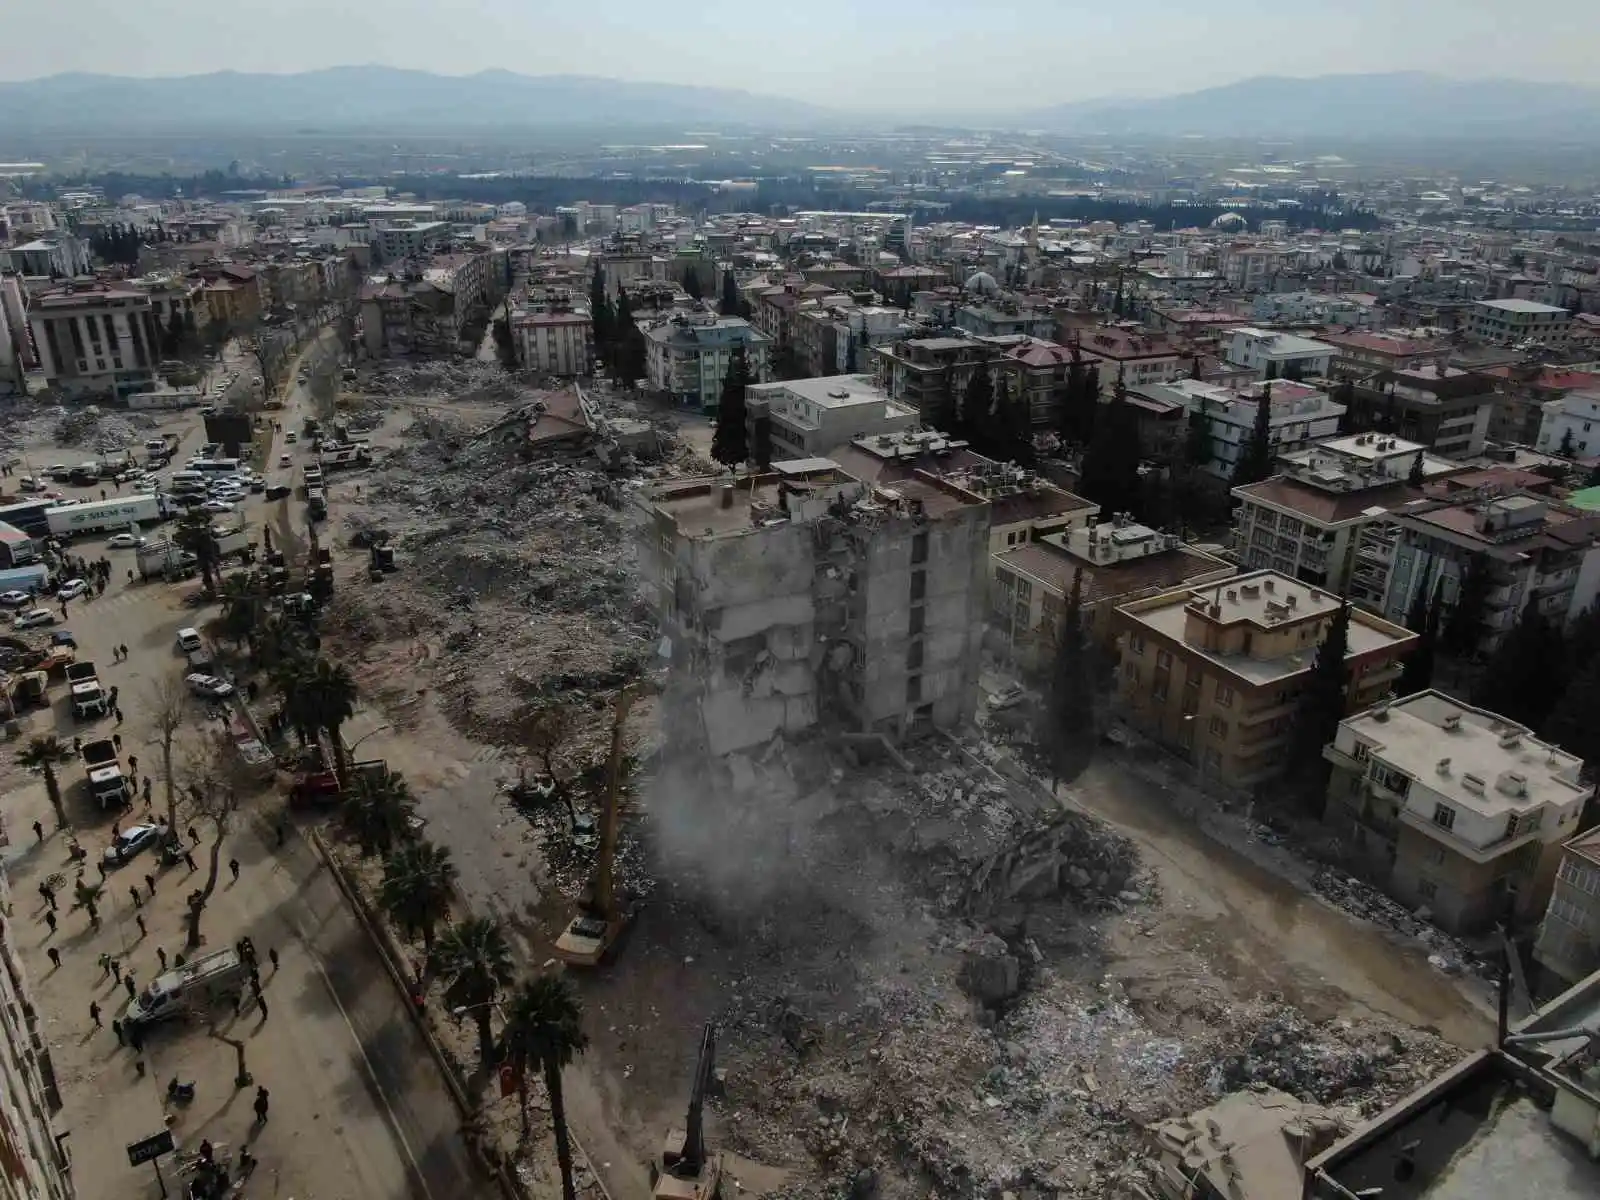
[0,66,831,132]
[1015,72,1600,141]
[1,68,1597,142]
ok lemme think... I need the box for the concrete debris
[13,404,158,451]
[1312,866,1494,979]
[965,811,1138,920]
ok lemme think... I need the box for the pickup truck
[65,661,107,720]
[82,737,129,808]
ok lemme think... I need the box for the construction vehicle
[83,737,130,808]
[553,685,639,967]
[288,732,387,809]
[66,660,108,719]
[651,1023,723,1200]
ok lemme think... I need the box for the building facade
[28,282,161,399]
[513,309,594,377]
[1113,571,1415,788]
[644,312,773,413]
[1535,389,1600,457]
[1221,327,1337,381]
[1468,299,1572,347]
[1324,691,1590,935]
[1534,828,1600,992]
[744,375,918,461]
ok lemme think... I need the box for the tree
[589,261,612,370]
[1076,386,1141,519]
[1039,574,1097,791]
[279,657,359,784]
[1408,450,1425,486]
[1185,404,1212,470]
[18,735,73,829]
[1443,559,1491,659]
[1560,428,1576,458]
[1231,384,1275,488]
[1399,578,1443,695]
[217,572,264,648]
[432,917,515,1071]
[342,768,418,858]
[711,346,750,466]
[614,287,646,387]
[960,365,994,452]
[149,675,188,832]
[720,271,741,317]
[174,508,221,592]
[1473,599,1567,731]
[378,840,457,964]
[181,734,246,949]
[683,268,703,301]
[1290,601,1351,809]
[1545,659,1600,774]
[751,411,773,470]
[501,975,589,1196]
[514,704,577,825]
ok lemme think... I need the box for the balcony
[1396,805,1546,867]
[1238,698,1297,727]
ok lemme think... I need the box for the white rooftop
[1478,298,1568,315]
[1227,327,1338,356]
[748,374,888,410]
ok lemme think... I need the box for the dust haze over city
[5,4,1600,1200]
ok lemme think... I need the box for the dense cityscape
[2,47,1600,1200]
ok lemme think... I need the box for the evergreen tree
[711,346,750,465]
[1038,573,1097,791]
[683,268,703,301]
[1408,450,1425,486]
[1077,386,1142,518]
[614,287,646,387]
[589,261,611,369]
[1185,403,1212,470]
[961,365,995,453]
[1399,577,1443,695]
[751,411,773,469]
[1190,354,1203,380]
[844,335,858,375]
[1080,364,1101,441]
[1473,599,1567,731]
[1442,559,1491,659]
[1231,385,1275,487]
[1291,600,1352,809]
[926,364,957,437]
[1586,462,1600,488]
[993,373,1035,466]
[1561,428,1576,457]
[1544,658,1600,773]
[162,307,183,358]
[721,271,741,316]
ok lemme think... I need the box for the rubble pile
[1313,866,1494,978]
[964,811,1138,922]
[355,359,525,399]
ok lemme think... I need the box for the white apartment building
[1221,327,1337,381]
[1536,389,1600,457]
[744,374,918,461]
[29,281,162,399]
[1218,245,1283,292]
[1140,378,1346,481]
[372,220,451,261]
[1535,827,1600,990]
[513,308,594,376]
[1231,434,1458,592]
[1469,299,1571,347]
[1324,691,1591,935]
[644,311,773,413]
[5,234,90,278]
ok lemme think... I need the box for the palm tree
[431,917,514,1071]
[378,840,456,965]
[217,572,264,648]
[501,975,588,1197]
[341,769,417,858]
[18,735,74,828]
[281,657,358,784]
[173,508,221,591]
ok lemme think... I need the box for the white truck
[125,946,246,1026]
[44,494,167,538]
[136,539,196,581]
[82,737,128,807]
[65,661,108,720]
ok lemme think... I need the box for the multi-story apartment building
[1535,389,1600,457]
[1218,244,1283,292]
[1071,327,1194,396]
[1377,492,1600,651]
[1136,379,1347,481]
[1251,291,1378,327]
[513,307,594,376]
[874,334,999,418]
[5,234,90,278]
[196,264,263,329]
[644,311,772,414]
[634,460,989,756]
[28,281,162,399]
[954,302,1057,340]
[1113,571,1415,788]
[0,886,75,1200]
[743,375,917,461]
[996,339,1081,428]
[792,302,911,380]
[371,220,451,262]
[1232,434,1459,593]
[130,274,209,336]
[1324,691,1590,935]
[1221,327,1337,381]
[1353,365,1498,459]
[1482,365,1599,446]
[1468,298,1572,347]
[1321,330,1453,379]
[993,516,1233,665]
[1534,827,1600,991]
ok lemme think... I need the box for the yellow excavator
[651,1023,723,1200]
[552,684,639,967]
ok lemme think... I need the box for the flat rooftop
[748,373,887,410]
[648,468,860,536]
[1345,691,1585,819]
[1478,298,1568,315]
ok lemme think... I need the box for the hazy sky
[5,0,1596,110]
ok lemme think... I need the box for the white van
[176,627,202,653]
[125,947,245,1026]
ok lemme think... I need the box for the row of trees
[589,262,647,387]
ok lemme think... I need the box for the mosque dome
[964,270,1001,296]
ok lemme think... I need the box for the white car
[103,824,165,866]
[185,673,234,699]
[12,609,56,630]
[278,454,293,467]
[0,590,31,609]
[176,627,202,652]
[106,533,144,549]
[284,432,298,444]
[56,579,88,601]
[202,499,235,514]
[114,469,142,484]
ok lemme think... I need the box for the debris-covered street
[288,359,1493,1200]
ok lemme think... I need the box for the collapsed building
[633,460,990,757]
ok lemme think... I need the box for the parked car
[0,590,31,609]
[56,579,88,601]
[284,432,297,444]
[51,630,77,649]
[185,673,234,699]
[202,500,235,514]
[278,454,293,468]
[176,627,203,653]
[17,476,44,492]
[265,485,292,501]
[103,824,165,866]
[106,533,144,549]
[12,609,56,630]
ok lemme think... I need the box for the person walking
[111,1019,124,1046]
[129,886,141,909]
[142,777,152,804]
[113,706,123,726]
[123,974,136,1000]
[228,858,240,882]
[108,957,121,985]
[268,948,279,972]
[187,826,199,846]
[183,849,196,871]
[46,947,60,970]
[99,953,111,979]
[135,914,146,937]
[31,820,42,843]
[88,1002,101,1029]
[253,1087,269,1123]
[144,873,156,897]
[119,643,128,661]
[44,911,56,935]
[108,686,119,708]
[112,733,122,753]
[127,754,138,774]
[157,947,167,970]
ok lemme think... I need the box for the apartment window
[1353,742,1371,764]
[1124,664,1139,687]
[1559,858,1600,897]
[1417,879,1438,901]
[911,532,929,565]
[1432,803,1457,832]
[906,674,921,704]
[907,640,924,671]
[1152,671,1169,703]
[1209,716,1228,739]
[909,607,924,637]
[1215,684,1234,708]
[1426,845,1446,866]
[1156,649,1173,670]
[102,313,118,346]
[1128,634,1146,656]
[910,570,926,603]
[1507,810,1542,838]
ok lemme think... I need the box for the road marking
[292,911,437,1200]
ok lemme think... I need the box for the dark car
[265,484,292,501]
[50,630,77,649]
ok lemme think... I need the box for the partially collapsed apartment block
[634,460,989,757]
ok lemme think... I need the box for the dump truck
[82,737,129,808]
[65,660,107,719]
